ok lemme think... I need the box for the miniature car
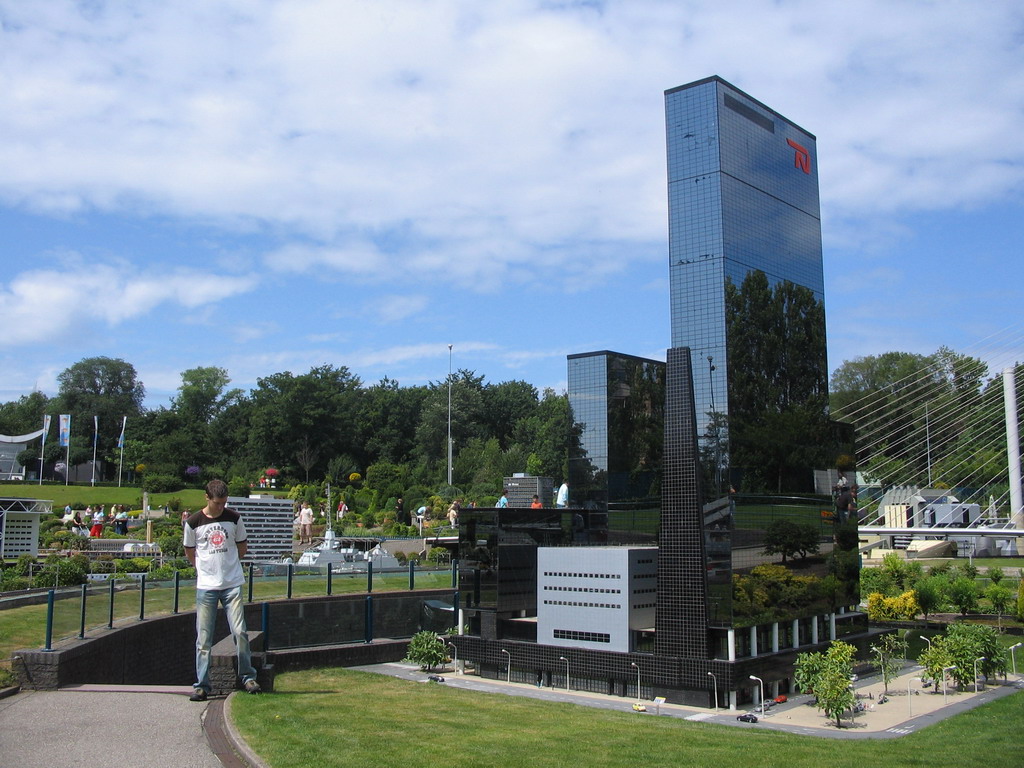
[632,702,647,712]
[736,713,758,723]
[426,675,445,683]
[774,694,788,704]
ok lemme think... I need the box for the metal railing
[31,559,460,652]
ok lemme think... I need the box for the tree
[985,584,1013,628]
[914,577,946,620]
[763,518,820,564]
[54,357,145,470]
[946,577,979,617]
[869,633,907,693]
[794,641,857,728]
[405,631,448,671]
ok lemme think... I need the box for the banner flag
[93,415,99,446]
[58,414,71,447]
[117,416,127,449]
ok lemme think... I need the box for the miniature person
[183,479,261,700]
[297,502,314,544]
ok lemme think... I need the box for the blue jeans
[194,585,256,692]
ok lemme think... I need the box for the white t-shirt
[184,508,247,590]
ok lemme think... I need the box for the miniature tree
[405,631,448,671]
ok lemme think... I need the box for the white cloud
[0,258,260,347]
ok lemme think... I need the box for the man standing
[556,481,569,508]
[184,479,261,701]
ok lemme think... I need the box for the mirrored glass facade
[667,76,830,499]
[665,78,859,635]
[567,351,664,543]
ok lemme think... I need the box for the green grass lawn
[0,482,211,512]
[230,667,1024,768]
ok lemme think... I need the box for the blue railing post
[451,558,459,589]
[409,560,415,591]
[367,561,373,593]
[287,563,294,599]
[44,589,55,651]
[452,590,460,633]
[139,573,146,620]
[173,570,180,614]
[364,595,374,644]
[79,583,88,638]
[327,567,333,596]
[261,602,271,652]
[248,562,255,603]
[107,577,116,629]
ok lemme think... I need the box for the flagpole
[38,415,50,485]
[117,416,126,487]
[91,416,98,486]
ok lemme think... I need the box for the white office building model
[536,547,657,653]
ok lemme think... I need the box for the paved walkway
[354,662,1024,739]
[0,668,1020,768]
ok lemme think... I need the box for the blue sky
[2,1,1024,408]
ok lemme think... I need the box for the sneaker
[189,687,208,702]
[243,679,262,694]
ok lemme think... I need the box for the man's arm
[237,540,248,559]
[184,546,196,567]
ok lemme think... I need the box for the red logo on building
[786,138,811,174]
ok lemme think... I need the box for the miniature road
[352,662,1024,739]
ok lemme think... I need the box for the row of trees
[829,348,1019,497]
[0,357,575,504]
[796,623,1009,728]
[862,552,1022,622]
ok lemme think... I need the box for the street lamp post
[749,675,764,716]
[447,344,453,487]
[448,642,458,675]
[501,648,511,683]
[707,671,718,710]
[920,634,933,649]
[630,662,641,701]
[1010,643,1022,676]
[941,665,957,707]
[559,656,570,691]
[907,676,922,717]
[974,657,986,693]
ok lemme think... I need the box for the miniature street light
[559,656,570,691]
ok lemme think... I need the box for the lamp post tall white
[941,665,957,707]
[1009,643,1022,676]
[559,656,570,691]
[630,662,641,701]
[749,675,764,715]
[907,677,922,717]
[501,648,511,683]
[974,657,986,693]
[707,671,718,710]
[447,344,453,487]
[448,642,458,675]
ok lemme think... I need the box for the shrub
[228,477,251,497]
[986,566,1005,586]
[404,630,448,671]
[32,555,88,588]
[143,474,184,493]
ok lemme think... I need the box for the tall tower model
[666,76,830,498]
